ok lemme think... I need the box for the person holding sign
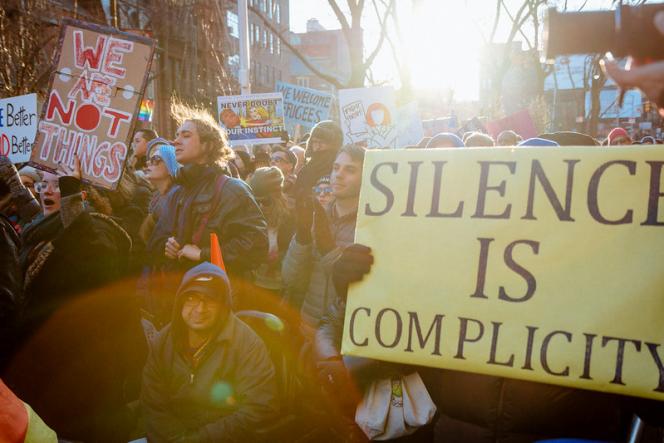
[153,103,267,304]
[282,144,366,338]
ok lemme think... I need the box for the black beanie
[248,166,284,198]
[306,120,343,158]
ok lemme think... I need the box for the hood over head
[171,262,232,338]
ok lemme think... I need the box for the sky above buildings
[289,0,622,101]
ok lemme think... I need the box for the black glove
[313,199,335,255]
[294,191,314,244]
[332,244,374,300]
[293,149,337,194]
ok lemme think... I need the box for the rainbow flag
[138,99,154,122]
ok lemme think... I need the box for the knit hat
[147,140,180,179]
[306,120,343,158]
[518,137,560,147]
[426,132,465,148]
[248,166,284,198]
[18,166,41,182]
[146,137,170,156]
[607,127,631,145]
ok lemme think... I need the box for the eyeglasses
[313,186,333,195]
[147,155,164,166]
[35,180,60,194]
[183,293,218,308]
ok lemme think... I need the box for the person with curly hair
[147,102,268,314]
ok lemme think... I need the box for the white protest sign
[0,93,38,163]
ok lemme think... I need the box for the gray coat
[281,205,356,337]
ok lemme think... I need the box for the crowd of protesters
[2,54,664,443]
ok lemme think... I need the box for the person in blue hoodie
[140,262,279,442]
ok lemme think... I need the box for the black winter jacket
[151,164,268,275]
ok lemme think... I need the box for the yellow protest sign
[341,146,664,400]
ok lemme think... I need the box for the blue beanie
[426,132,465,148]
[147,139,180,178]
[518,137,560,147]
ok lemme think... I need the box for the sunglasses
[35,181,60,193]
[147,155,164,166]
[313,186,333,195]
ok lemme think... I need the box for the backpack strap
[191,174,229,246]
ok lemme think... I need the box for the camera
[544,3,664,61]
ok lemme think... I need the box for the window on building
[267,0,272,19]
[269,33,274,54]
[256,62,261,84]
[275,1,280,24]
[271,66,275,85]
[251,60,256,83]
[264,65,269,85]
[263,29,268,49]
[226,10,239,39]
[276,37,281,55]
[255,24,260,45]
[296,76,310,88]
[250,23,255,44]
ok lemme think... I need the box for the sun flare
[401,0,483,100]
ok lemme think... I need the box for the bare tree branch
[328,0,351,33]
[490,0,502,43]
[363,0,394,69]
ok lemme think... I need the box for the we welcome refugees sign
[342,146,664,400]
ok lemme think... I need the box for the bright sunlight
[401,0,483,100]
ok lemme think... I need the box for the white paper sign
[0,93,38,163]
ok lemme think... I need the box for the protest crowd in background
[4,8,664,443]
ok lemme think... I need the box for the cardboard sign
[486,110,537,140]
[339,87,399,148]
[0,94,38,163]
[31,19,155,189]
[218,93,285,146]
[276,81,333,136]
[342,146,664,400]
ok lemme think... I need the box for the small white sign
[0,93,38,163]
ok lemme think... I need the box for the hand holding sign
[56,155,82,180]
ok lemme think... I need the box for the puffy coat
[141,263,280,442]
